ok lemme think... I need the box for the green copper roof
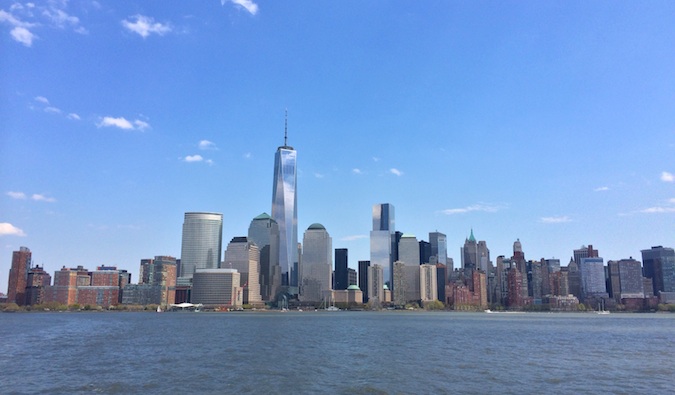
[401,233,416,238]
[347,285,360,291]
[308,223,326,230]
[468,228,476,242]
[254,213,272,220]
[383,284,390,290]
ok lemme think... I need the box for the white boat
[156,305,163,313]
[596,299,610,314]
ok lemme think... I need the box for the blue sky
[1,1,674,292]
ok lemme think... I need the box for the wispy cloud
[198,140,217,150]
[97,116,150,131]
[122,15,171,38]
[314,173,325,179]
[352,168,362,175]
[640,206,675,214]
[661,171,674,183]
[389,168,403,176]
[540,216,572,224]
[44,106,61,114]
[1,2,87,46]
[441,203,505,215]
[594,186,609,192]
[42,7,86,34]
[341,234,368,241]
[67,113,80,120]
[6,191,26,200]
[31,193,56,203]
[0,223,26,237]
[243,152,252,159]
[224,0,259,15]
[35,96,49,104]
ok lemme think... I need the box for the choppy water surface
[1,311,673,394]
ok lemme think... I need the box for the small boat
[156,306,163,313]
[596,299,610,314]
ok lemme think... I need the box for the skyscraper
[223,237,263,306]
[7,247,31,305]
[179,212,223,279]
[429,231,448,268]
[300,223,332,302]
[272,115,298,291]
[370,203,395,286]
[358,260,370,302]
[579,257,607,300]
[641,246,675,295]
[334,248,349,290]
[248,213,281,301]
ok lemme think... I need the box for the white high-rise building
[223,237,263,306]
[420,264,438,302]
[180,212,223,279]
[272,115,298,291]
[300,223,332,302]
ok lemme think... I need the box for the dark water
[1,311,673,394]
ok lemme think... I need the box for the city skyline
[2,2,675,292]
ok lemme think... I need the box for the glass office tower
[180,212,223,279]
[272,124,298,290]
[370,203,395,287]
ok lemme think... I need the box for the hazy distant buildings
[248,213,281,302]
[271,122,298,291]
[25,265,51,306]
[607,258,644,301]
[461,230,490,273]
[125,256,177,306]
[223,237,263,306]
[300,224,332,303]
[7,247,31,305]
[370,203,395,287]
[179,212,223,279]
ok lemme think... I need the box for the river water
[1,311,673,394]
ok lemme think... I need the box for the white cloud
[661,171,674,183]
[314,173,324,179]
[441,203,504,215]
[44,106,61,114]
[6,191,26,199]
[122,15,171,38]
[0,223,26,237]
[540,216,572,224]
[389,168,403,176]
[199,140,217,150]
[352,168,362,174]
[243,152,252,159]
[67,113,80,120]
[98,116,149,131]
[184,155,204,163]
[10,26,36,46]
[640,206,675,214]
[32,193,56,202]
[224,0,259,15]
[372,157,380,162]
[34,96,49,104]
[341,234,368,241]
[594,186,609,192]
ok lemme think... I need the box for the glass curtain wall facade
[272,143,298,290]
[248,213,281,301]
[370,203,395,287]
[300,224,332,303]
[180,212,223,279]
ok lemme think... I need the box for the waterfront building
[44,266,82,306]
[436,263,447,302]
[579,257,608,300]
[420,264,438,302]
[248,213,281,302]
[429,231,448,268]
[334,248,348,290]
[223,237,263,306]
[461,230,490,273]
[179,212,223,279]
[191,268,241,307]
[271,117,298,291]
[7,247,31,305]
[641,246,675,295]
[567,258,582,299]
[419,240,431,264]
[347,268,357,287]
[358,260,370,302]
[370,203,395,287]
[398,234,420,267]
[25,265,51,306]
[512,239,528,301]
[300,224,332,303]
[367,263,384,304]
[331,285,364,305]
[137,256,177,305]
[616,258,644,300]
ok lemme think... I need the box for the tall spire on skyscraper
[284,108,288,147]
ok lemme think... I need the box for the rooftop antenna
[284,108,288,146]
